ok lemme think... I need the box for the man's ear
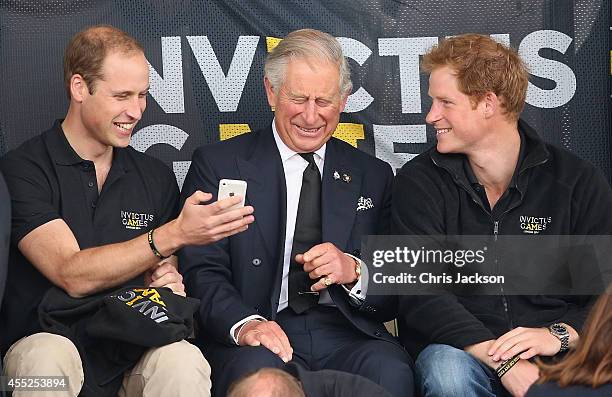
[263,77,277,108]
[338,94,348,113]
[482,92,499,118]
[69,74,88,103]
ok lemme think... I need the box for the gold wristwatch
[353,258,361,281]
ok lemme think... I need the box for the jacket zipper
[433,154,550,332]
[465,196,514,330]
[494,220,513,329]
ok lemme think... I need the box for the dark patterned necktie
[288,152,322,313]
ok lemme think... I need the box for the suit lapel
[321,139,362,250]
[236,128,286,261]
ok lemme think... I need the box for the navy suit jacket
[179,127,398,346]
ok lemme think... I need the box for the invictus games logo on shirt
[519,215,552,234]
[121,210,154,230]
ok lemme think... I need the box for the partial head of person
[227,367,305,397]
[421,33,529,155]
[63,25,149,148]
[263,28,352,153]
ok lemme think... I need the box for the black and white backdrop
[1,0,610,187]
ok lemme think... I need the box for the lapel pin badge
[342,173,351,183]
[333,171,341,180]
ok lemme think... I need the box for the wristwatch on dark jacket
[548,322,570,353]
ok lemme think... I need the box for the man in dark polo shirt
[0,25,253,397]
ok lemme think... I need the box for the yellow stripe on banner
[220,124,251,141]
[332,123,365,147]
[266,37,282,53]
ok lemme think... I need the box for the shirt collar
[47,119,86,166]
[47,119,128,173]
[465,129,526,190]
[271,119,326,163]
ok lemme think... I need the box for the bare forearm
[18,219,181,297]
[59,219,200,296]
[19,192,254,298]
[150,218,186,257]
[59,207,232,295]
[53,233,163,297]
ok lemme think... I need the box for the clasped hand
[295,242,359,292]
[486,326,567,397]
[488,326,563,361]
[144,255,185,296]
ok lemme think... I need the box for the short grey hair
[264,28,353,97]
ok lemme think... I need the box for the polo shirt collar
[47,119,84,166]
[47,119,128,174]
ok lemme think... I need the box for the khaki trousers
[3,333,211,397]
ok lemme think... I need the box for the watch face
[552,324,567,334]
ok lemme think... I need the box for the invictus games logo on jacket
[519,215,552,234]
[121,210,154,230]
[115,288,169,323]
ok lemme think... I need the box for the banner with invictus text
[0,0,610,186]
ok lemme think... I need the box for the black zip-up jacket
[392,120,612,356]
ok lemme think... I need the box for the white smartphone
[218,179,247,211]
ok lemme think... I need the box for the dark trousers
[203,306,415,397]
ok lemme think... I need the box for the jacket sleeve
[178,148,257,345]
[356,161,398,323]
[392,162,495,348]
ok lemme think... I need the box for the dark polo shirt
[0,120,179,354]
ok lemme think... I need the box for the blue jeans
[416,344,508,397]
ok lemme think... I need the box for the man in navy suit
[179,29,414,397]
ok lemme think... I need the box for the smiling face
[77,50,149,148]
[426,66,489,155]
[264,58,347,153]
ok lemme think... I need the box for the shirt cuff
[341,253,368,304]
[229,315,266,345]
